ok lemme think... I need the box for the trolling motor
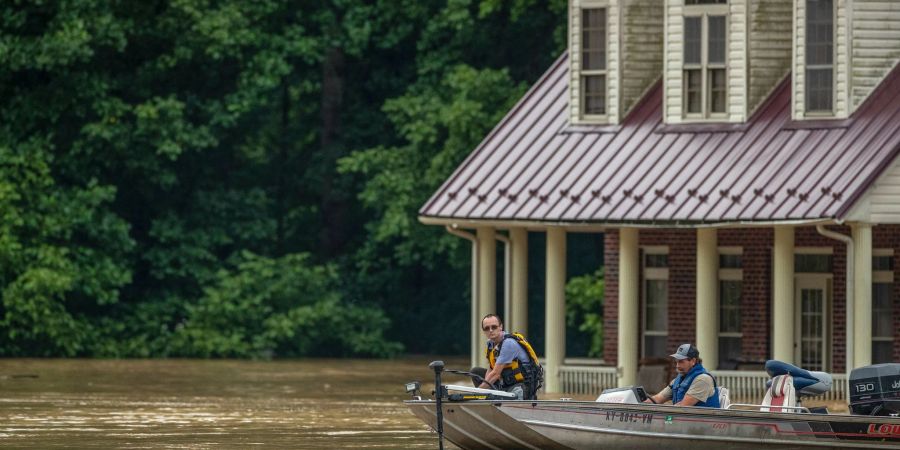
[429,360,446,450]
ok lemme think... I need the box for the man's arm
[674,394,700,407]
[643,385,673,404]
[478,363,508,389]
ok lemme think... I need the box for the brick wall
[602,224,900,372]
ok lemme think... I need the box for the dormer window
[683,5,727,119]
[805,0,834,114]
[581,8,607,118]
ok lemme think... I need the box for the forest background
[0,0,605,359]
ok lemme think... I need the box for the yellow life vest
[486,332,542,386]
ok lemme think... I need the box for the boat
[405,361,900,449]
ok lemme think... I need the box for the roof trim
[420,214,836,230]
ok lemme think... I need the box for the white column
[618,228,639,387]
[696,228,718,369]
[510,228,529,335]
[773,226,795,363]
[852,224,873,368]
[477,227,496,325]
[545,227,566,393]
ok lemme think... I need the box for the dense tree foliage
[0,0,568,357]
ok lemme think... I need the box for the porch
[558,361,850,403]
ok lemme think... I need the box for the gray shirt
[492,337,530,366]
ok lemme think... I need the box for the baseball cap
[670,343,700,360]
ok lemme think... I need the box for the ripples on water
[0,357,469,448]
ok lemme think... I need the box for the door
[794,277,830,371]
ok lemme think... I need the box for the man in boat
[477,314,543,400]
[643,343,721,407]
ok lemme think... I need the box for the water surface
[0,357,469,448]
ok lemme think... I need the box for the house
[419,0,900,399]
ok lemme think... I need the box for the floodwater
[0,357,471,448]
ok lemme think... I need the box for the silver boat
[405,362,900,449]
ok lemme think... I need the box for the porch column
[696,228,718,369]
[773,226,795,363]
[852,224,873,368]
[510,228,528,335]
[477,227,496,351]
[618,228,639,387]
[545,227,566,393]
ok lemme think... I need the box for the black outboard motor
[849,363,900,416]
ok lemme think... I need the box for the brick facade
[603,225,900,371]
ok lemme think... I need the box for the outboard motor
[849,363,900,416]
[765,360,833,397]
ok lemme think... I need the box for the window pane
[720,280,742,333]
[873,283,893,338]
[718,336,742,369]
[645,280,669,332]
[686,0,727,4]
[873,255,894,271]
[685,69,702,113]
[708,16,726,64]
[719,254,742,269]
[806,68,833,111]
[806,0,833,65]
[582,9,606,70]
[583,75,606,115]
[709,68,726,113]
[646,254,668,268]
[684,17,702,65]
[873,341,893,365]
[644,335,668,358]
[795,254,833,273]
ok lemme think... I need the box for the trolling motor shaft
[429,360,445,450]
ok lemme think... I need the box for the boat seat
[717,386,731,409]
[760,374,796,412]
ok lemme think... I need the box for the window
[581,8,607,117]
[683,10,727,118]
[794,249,833,371]
[643,249,669,357]
[805,0,833,113]
[873,250,894,364]
[795,253,833,273]
[718,248,742,369]
[686,0,727,4]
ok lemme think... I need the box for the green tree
[566,268,604,358]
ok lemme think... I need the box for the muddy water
[0,357,471,448]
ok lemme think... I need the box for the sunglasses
[482,324,500,332]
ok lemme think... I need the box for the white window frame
[717,246,742,369]
[872,249,894,362]
[793,248,833,372]
[642,246,669,358]
[803,0,836,116]
[683,3,729,120]
[579,4,609,121]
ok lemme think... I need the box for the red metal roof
[419,53,900,224]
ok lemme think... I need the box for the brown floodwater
[0,357,472,448]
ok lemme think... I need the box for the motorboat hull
[406,400,900,449]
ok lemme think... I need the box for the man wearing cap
[644,343,721,408]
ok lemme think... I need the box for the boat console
[849,363,900,416]
[764,360,832,397]
[596,386,649,404]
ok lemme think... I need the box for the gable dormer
[793,0,900,120]
[569,0,663,125]
[663,0,794,124]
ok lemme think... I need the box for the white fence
[559,363,617,395]
[558,364,848,403]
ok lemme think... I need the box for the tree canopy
[0,0,571,357]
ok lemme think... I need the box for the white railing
[716,371,847,403]
[559,363,617,395]
[558,365,848,403]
